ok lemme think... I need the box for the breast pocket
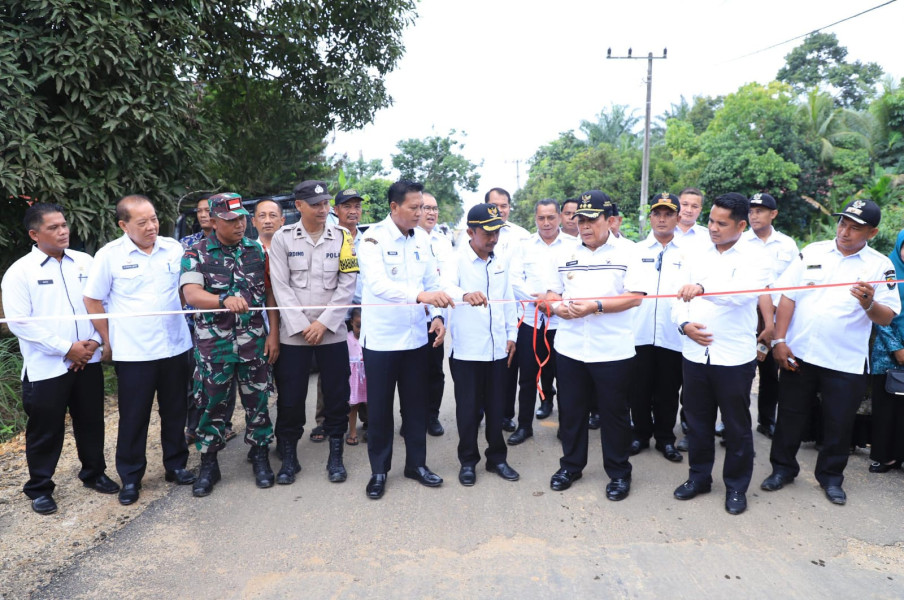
[112,267,143,297]
[199,263,232,292]
[323,256,340,290]
[384,252,404,281]
[803,265,825,285]
[242,260,266,297]
[288,258,309,289]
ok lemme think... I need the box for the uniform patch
[364,238,378,245]
[806,264,821,270]
[886,269,897,290]
[287,251,305,257]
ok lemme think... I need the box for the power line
[727,0,897,62]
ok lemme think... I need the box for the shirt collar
[464,240,493,264]
[32,245,74,266]
[383,215,414,241]
[121,233,161,256]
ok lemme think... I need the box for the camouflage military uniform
[180,234,274,452]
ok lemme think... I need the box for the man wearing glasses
[418,192,454,437]
[629,193,687,463]
[485,187,530,433]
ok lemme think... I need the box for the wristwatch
[770,338,787,348]
[218,293,228,308]
[678,321,690,336]
[595,300,604,314]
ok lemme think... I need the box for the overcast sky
[328,0,904,217]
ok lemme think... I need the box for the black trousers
[426,328,445,419]
[502,350,519,421]
[274,342,350,441]
[515,324,557,430]
[363,344,429,473]
[556,352,633,479]
[770,360,866,487]
[630,345,682,445]
[114,352,190,485]
[756,350,780,428]
[870,373,904,463]
[682,359,756,492]
[450,357,508,467]
[22,364,106,499]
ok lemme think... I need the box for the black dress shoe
[760,472,794,492]
[714,421,725,437]
[32,495,58,515]
[427,417,444,437]
[403,466,443,487]
[501,418,517,433]
[535,400,553,419]
[550,468,582,491]
[629,440,649,456]
[869,460,901,473]
[655,443,683,463]
[673,479,711,500]
[823,485,846,505]
[118,483,141,506]
[675,437,689,452]
[587,413,601,430]
[507,427,533,446]
[83,473,120,494]
[459,466,476,486]
[725,489,747,515]
[487,462,520,481]
[164,468,197,485]
[606,478,631,501]
[756,423,775,439]
[366,474,387,499]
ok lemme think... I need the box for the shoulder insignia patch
[886,269,897,290]
[364,238,379,245]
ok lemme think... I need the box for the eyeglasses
[423,206,439,213]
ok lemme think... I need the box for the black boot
[276,437,301,485]
[192,452,221,497]
[250,445,275,488]
[327,436,347,483]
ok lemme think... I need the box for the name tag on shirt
[122,264,139,270]
[566,260,578,267]
[37,279,53,285]
[387,251,398,256]
[642,258,655,263]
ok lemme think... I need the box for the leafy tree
[871,79,904,172]
[391,131,482,224]
[0,0,215,258]
[797,88,874,166]
[0,0,417,265]
[196,0,417,196]
[331,157,392,223]
[777,32,883,110]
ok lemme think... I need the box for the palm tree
[798,87,874,166]
[579,104,641,149]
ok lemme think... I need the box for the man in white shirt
[674,188,710,250]
[508,199,573,444]
[485,187,530,432]
[357,180,455,499]
[419,192,454,437]
[547,191,647,500]
[445,204,520,485]
[741,192,798,438]
[251,198,285,251]
[560,198,580,238]
[2,203,119,515]
[83,195,195,506]
[629,193,687,463]
[671,193,772,515]
[762,199,900,505]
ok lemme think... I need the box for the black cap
[650,192,679,211]
[467,204,508,231]
[293,180,331,204]
[335,188,364,205]
[575,191,616,219]
[749,193,777,210]
[833,199,881,227]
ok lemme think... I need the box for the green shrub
[0,336,25,442]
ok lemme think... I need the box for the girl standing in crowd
[346,308,366,445]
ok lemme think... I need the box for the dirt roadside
[0,394,215,600]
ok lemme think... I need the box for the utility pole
[607,48,667,236]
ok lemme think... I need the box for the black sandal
[309,426,326,443]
